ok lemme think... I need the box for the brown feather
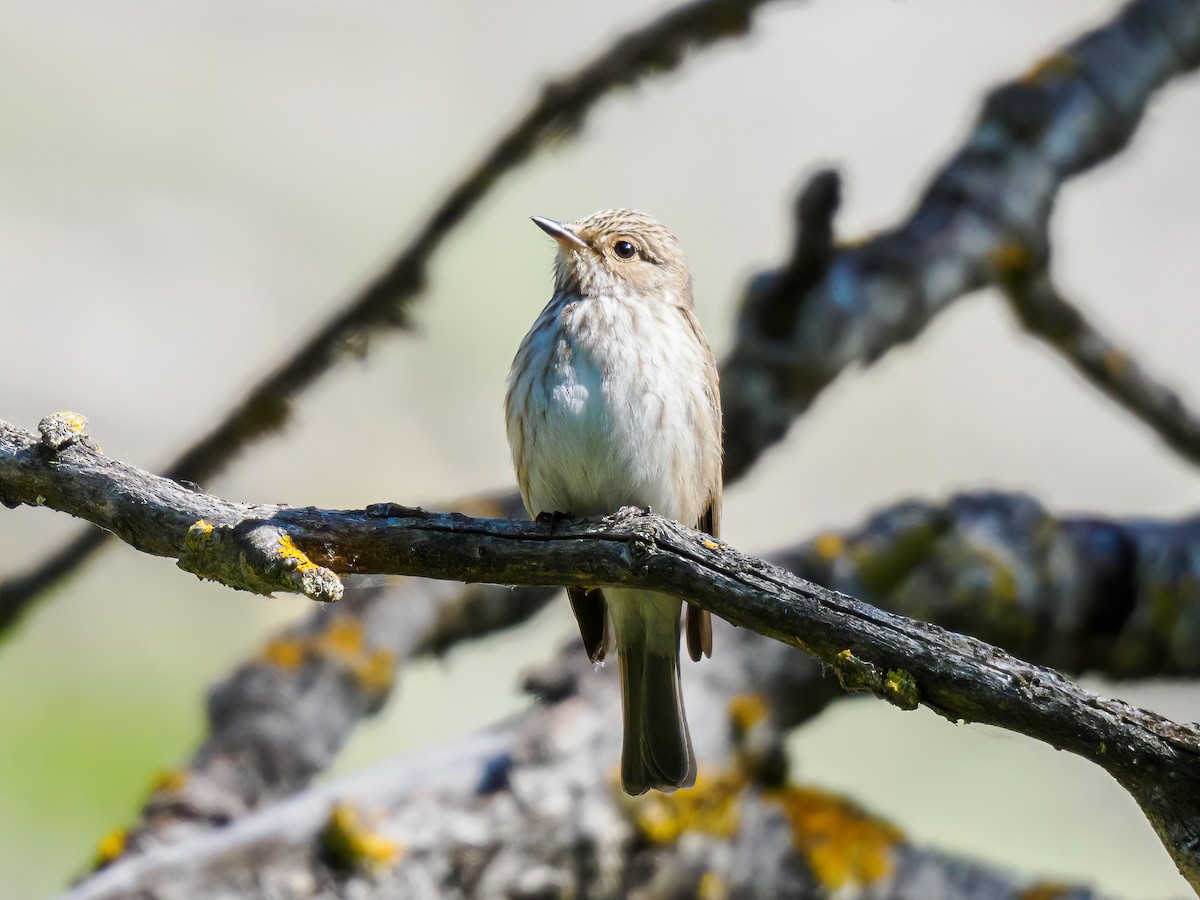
[685,498,719,662]
[568,587,608,662]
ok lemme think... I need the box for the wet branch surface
[5,413,1200,888]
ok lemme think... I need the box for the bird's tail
[613,592,696,795]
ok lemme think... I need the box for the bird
[504,209,723,795]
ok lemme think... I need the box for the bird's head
[531,209,692,306]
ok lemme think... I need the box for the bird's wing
[685,495,719,662]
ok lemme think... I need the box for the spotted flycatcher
[504,209,723,794]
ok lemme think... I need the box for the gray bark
[4,414,1199,889]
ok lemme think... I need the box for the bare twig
[722,0,1200,479]
[5,413,1200,887]
[0,0,789,635]
[999,258,1200,468]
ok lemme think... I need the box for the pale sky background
[2,0,1199,896]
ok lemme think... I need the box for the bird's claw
[535,510,571,536]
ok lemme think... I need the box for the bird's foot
[535,510,572,536]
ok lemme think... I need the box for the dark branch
[5,413,1200,887]
[120,484,1200,861]
[721,0,1200,480]
[1000,258,1200,469]
[0,0,787,634]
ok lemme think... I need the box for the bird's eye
[613,240,637,260]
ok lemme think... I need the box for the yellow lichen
[257,618,395,694]
[57,411,88,434]
[988,241,1034,279]
[150,769,188,794]
[729,693,769,733]
[321,803,401,871]
[93,828,127,867]
[882,668,920,710]
[990,565,1018,604]
[629,767,902,890]
[1020,53,1078,85]
[262,637,306,670]
[1103,349,1129,376]
[767,786,902,889]
[1020,885,1077,900]
[697,871,728,900]
[319,617,365,656]
[813,532,845,562]
[703,539,721,551]
[184,520,214,552]
[356,649,398,694]
[832,649,881,694]
[278,534,318,572]
[633,770,743,845]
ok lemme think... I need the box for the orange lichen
[278,534,319,572]
[766,785,903,889]
[321,803,402,871]
[813,532,846,562]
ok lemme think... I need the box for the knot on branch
[38,411,91,452]
[177,520,343,602]
[832,650,920,711]
[739,168,843,344]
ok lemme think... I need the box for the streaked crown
[532,208,693,306]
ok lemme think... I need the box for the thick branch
[722,0,1200,479]
[127,485,1200,856]
[0,0,788,633]
[5,414,1200,886]
[71,629,1100,900]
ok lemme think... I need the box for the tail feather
[618,631,696,795]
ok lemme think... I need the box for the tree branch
[70,629,1101,900]
[5,413,1200,887]
[999,256,1200,468]
[120,483,1200,860]
[0,0,789,635]
[721,0,1200,479]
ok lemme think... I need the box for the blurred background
[2,0,1199,895]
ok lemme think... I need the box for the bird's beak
[531,216,588,250]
